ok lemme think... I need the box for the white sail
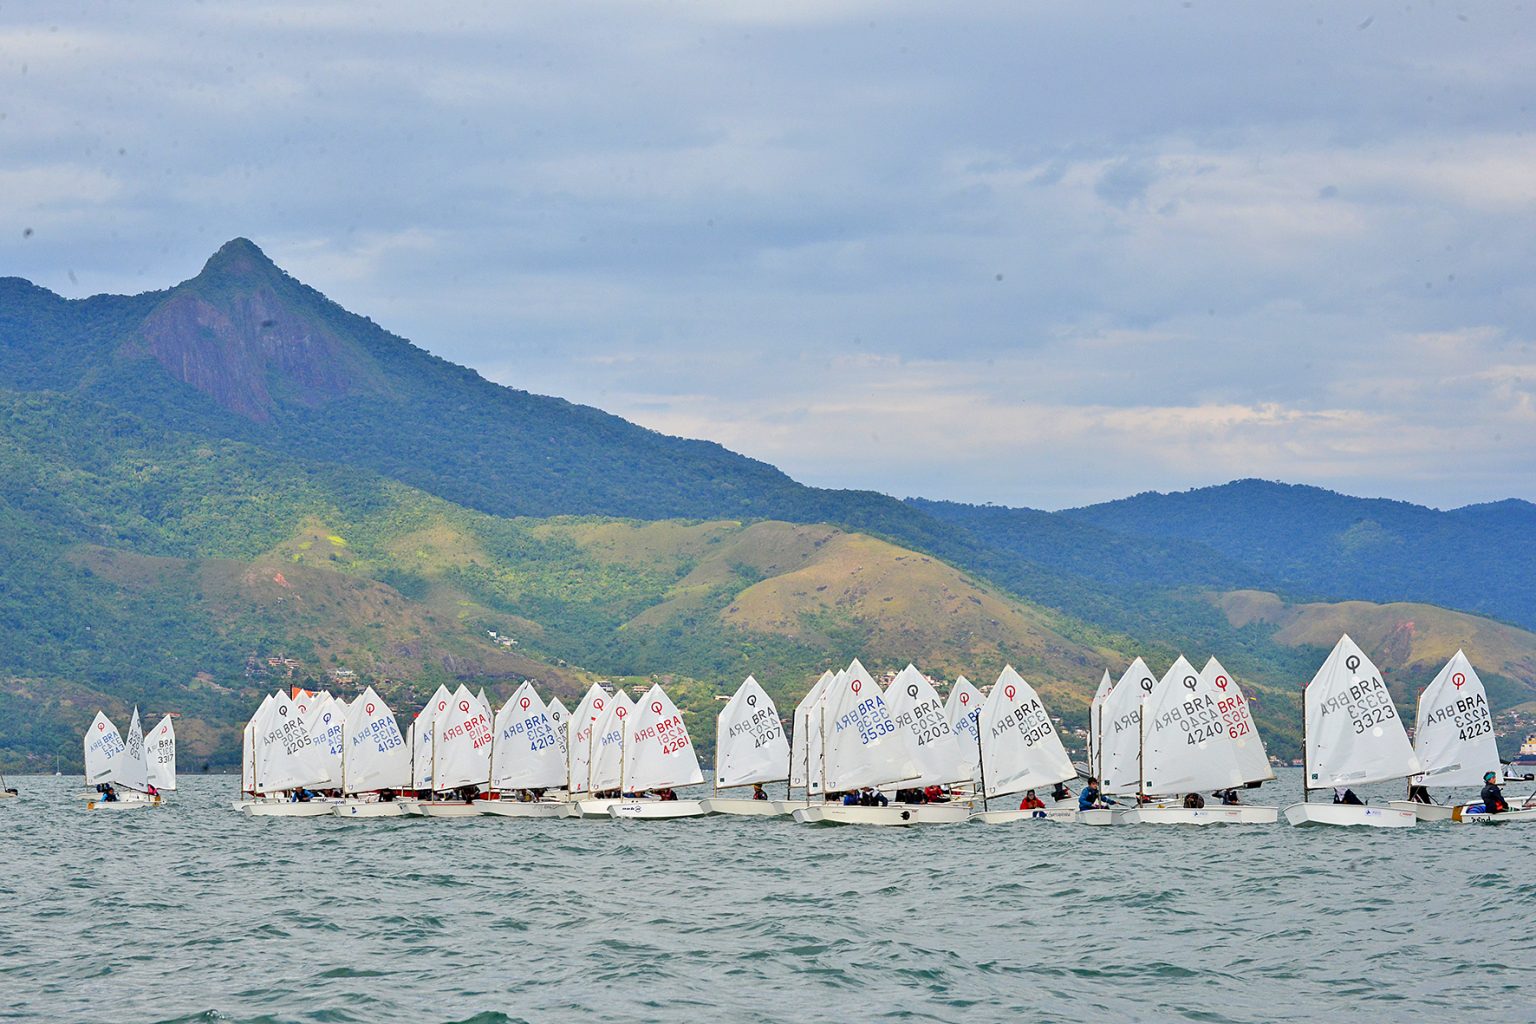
[547,697,570,762]
[1304,634,1420,789]
[342,687,410,793]
[947,675,985,784]
[1139,655,1238,795]
[1101,658,1156,795]
[84,711,126,785]
[790,670,835,790]
[624,684,705,790]
[410,685,453,791]
[241,694,272,794]
[822,658,917,793]
[1412,650,1498,788]
[884,664,970,787]
[255,690,332,792]
[303,695,346,789]
[590,689,635,792]
[1203,657,1274,785]
[716,676,790,788]
[121,708,149,793]
[432,686,493,790]
[1087,669,1114,779]
[492,682,567,790]
[977,666,1075,798]
[144,714,177,791]
[566,683,609,795]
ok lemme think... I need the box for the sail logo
[959,693,970,705]
[652,701,664,715]
[1004,685,1016,701]
[1183,675,1198,691]
[745,694,757,707]
[1215,675,1229,691]
[1140,677,1154,693]
[365,703,376,715]
[520,697,531,711]
[1452,672,1466,689]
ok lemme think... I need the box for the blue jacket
[1078,786,1101,810]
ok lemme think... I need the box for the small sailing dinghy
[245,690,337,816]
[87,708,161,810]
[1283,635,1419,828]
[1120,656,1277,825]
[968,667,1078,824]
[577,687,635,817]
[881,664,972,799]
[399,685,453,815]
[609,684,708,819]
[700,676,793,816]
[481,683,573,818]
[144,714,176,800]
[333,687,412,818]
[789,670,836,804]
[417,686,493,817]
[793,659,957,825]
[1082,659,1156,825]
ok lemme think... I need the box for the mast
[1300,676,1310,805]
[974,717,989,812]
[1138,704,1146,805]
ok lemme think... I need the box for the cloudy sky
[3,3,1533,509]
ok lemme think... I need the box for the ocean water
[3,770,1533,1024]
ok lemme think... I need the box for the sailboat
[609,684,708,818]
[1086,658,1156,825]
[577,687,635,817]
[968,667,1078,823]
[1283,635,1419,828]
[945,674,984,792]
[144,714,177,799]
[700,676,793,816]
[792,659,956,825]
[333,686,412,817]
[1120,656,1278,825]
[417,686,493,817]
[235,694,273,811]
[244,690,336,816]
[399,685,453,814]
[481,682,573,817]
[1386,652,1533,823]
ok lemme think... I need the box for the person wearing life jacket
[1182,792,1205,809]
[1481,772,1509,814]
[1050,781,1072,803]
[751,783,767,801]
[1217,788,1240,806]
[1019,790,1045,811]
[1333,787,1363,805]
[1078,778,1112,810]
[842,790,860,806]
[924,784,948,804]
[1406,782,1433,804]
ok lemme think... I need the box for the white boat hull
[1075,808,1118,826]
[479,800,575,818]
[415,801,484,818]
[332,800,406,818]
[791,803,970,826]
[1117,805,1247,825]
[1234,805,1280,824]
[1388,800,1455,822]
[87,794,162,811]
[1283,802,1416,828]
[608,800,708,819]
[1452,805,1536,824]
[575,798,621,818]
[243,800,335,817]
[970,807,1077,824]
[0,791,18,800]
[699,797,794,816]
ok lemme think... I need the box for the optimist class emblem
[851,679,862,694]
[616,707,627,719]
[746,694,757,707]
[1141,677,1154,693]
[366,703,376,714]
[1452,672,1466,689]
[520,697,531,711]
[960,693,970,705]
[907,684,920,699]
[1345,655,1361,672]
[98,722,106,731]
[459,700,471,713]
[1215,675,1229,691]
[1004,684,1016,701]
[594,698,605,712]
[651,701,663,715]
[437,700,447,712]
[1183,675,1198,691]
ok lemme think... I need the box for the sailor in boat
[1333,787,1364,805]
[924,784,949,803]
[657,788,678,802]
[1405,781,1433,804]
[841,790,860,806]
[1480,772,1509,815]
[100,784,119,803]
[292,787,313,802]
[862,787,889,807]
[752,783,768,801]
[1182,792,1205,809]
[1050,781,1072,803]
[1077,778,1113,810]
[1019,790,1046,811]
[1217,788,1241,806]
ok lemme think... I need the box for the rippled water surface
[3,771,1534,1023]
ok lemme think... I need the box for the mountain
[3,239,1535,771]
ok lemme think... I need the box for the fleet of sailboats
[50,637,1530,831]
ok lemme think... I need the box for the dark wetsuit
[1481,782,1508,814]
